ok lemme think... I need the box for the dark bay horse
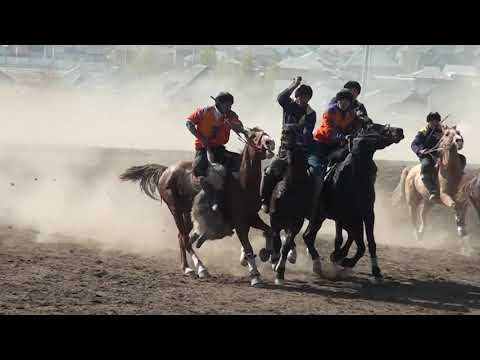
[268,128,312,285]
[302,123,404,282]
[120,127,275,287]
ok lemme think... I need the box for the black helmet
[213,91,234,105]
[294,84,313,99]
[426,112,441,123]
[343,81,362,94]
[336,88,354,102]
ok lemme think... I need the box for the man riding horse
[329,81,371,126]
[260,76,317,214]
[411,112,467,202]
[186,92,249,211]
[307,88,365,222]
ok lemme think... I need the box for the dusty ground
[1,146,480,315]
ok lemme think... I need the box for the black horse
[267,128,311,285]
[301,123,404,282]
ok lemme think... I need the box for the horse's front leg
[454,202,474,256]
[340,222,366,275]
[364,210,382,282]
[303,215,324,275]
[330,221,345,264]
[250,214,273,262]
[236,224,262,287]
[275,219,303,285]
[418,199,432,238]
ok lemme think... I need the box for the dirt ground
[1,146,480,315]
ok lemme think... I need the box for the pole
[361,45,370,96]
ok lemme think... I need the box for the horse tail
[392,166,409,207]
[120,164,168,201]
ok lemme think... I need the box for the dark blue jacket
[278,87,316,149]
[411,126,443,157]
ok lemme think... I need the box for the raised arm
[277,76,302,112]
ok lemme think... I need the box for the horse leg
[455,203,474,256]
[330,221,345,264]
[236,224,262,287]
[275,220,302,285]
[269,215,282,271]
[170,209,195,276]
[408,202,421,241]
[418,199,431,239]
[364,210,382,282]
[340,222,366,275]
[339,231,355,260]
[303,216,324,275]
[250,214,273,262]
[181,212,209,278]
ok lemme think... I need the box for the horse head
[246,126,275,160]
[441,125,464,151]
[352,122,404,154]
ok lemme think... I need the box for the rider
[260,76,316,213]
[329,80,372,127]
[308,88,358,220]
[411,112,444,201]
[186,92,249,210]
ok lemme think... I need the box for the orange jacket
[313,105,357,144]
[187,106,243,150]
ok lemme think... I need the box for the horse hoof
[312,259,322,275]
[274,278,284,286]
[184,268,196,277]
[287,248,297,264]
[198,268,209,279]
[371,276,384,285]
[259,248,270,262]
[251,277,263,288]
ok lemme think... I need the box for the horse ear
[452,125,457,130]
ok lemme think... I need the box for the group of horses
[120,120,478,288]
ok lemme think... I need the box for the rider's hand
[418,149,427,156]
[291,76,302,87]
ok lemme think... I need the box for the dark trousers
[420,155,437,193]
[193,146,240,177]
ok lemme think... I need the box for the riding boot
[421,172,438,202]
[260,170,278,214]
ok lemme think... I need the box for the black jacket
[411,126,443,157]
[278,87,316,148]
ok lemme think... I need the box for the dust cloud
[0,65,478,271]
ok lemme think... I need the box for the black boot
[260,170,278,214]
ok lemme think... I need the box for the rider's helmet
[426,112,441,123]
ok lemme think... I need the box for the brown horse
[392,125,471,250]
[120,127,275,287]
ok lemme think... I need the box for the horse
[119,127,275,287]
[267,128,312,285]
[392,125,471,251]
[301,123,404,282]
